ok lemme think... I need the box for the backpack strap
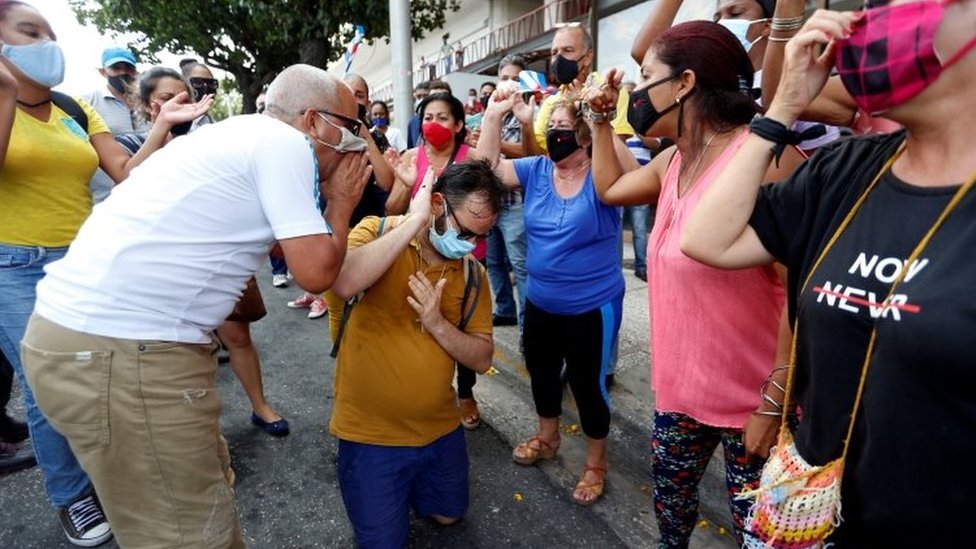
[329,216,396,358]
[457,255,483,331]
[50,91,89,134]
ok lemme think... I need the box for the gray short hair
[498,54,526,73]
[265,64,340,123]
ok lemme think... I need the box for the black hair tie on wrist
[749,116,827,167]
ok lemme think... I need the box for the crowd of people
[0,0,974,548]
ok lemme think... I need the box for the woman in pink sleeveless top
[385,92,487,428]
[587,21,803,547]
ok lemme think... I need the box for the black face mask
[357,103,368,123]
[551,55,581,85]
[626,73,681,137]
[170,120,193,136]
[479,96,490,109]
[107,74,134,95]
[546,128,581,162]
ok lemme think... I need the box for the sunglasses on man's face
[189,77,219,90]
[444,201,490,242]
[310,109,364,136]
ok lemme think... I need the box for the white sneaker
[272,274,289,288]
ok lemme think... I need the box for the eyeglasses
[444,201,490,242]
[309,109,363,136]
[189,77,219,90]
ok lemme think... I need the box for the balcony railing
[375,0,590,102]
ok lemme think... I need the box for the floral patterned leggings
[651,411,764,549]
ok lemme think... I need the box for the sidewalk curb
[473,315,739,549]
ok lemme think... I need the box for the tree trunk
[235,71,261,115]
[299,39,329,69]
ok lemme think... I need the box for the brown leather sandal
[512,435,560,466]
[572,465,607,506]
[459,398,481,430]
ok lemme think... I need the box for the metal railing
[457,0,590,75]
[375,0,590,102]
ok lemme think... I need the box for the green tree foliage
[71,0,461,113]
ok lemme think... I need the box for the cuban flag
[344,25,366,72]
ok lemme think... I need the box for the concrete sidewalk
[475,239,738,548]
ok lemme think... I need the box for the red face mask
[836,0,976,115]
[422,121,455,148]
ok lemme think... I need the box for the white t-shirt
[36,114,330,343]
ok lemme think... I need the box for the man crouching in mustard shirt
[328,159,502,548]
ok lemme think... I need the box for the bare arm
[682,11,857,269]
[98,92,214,183]
[743,266,792,460]
[475,91,527,190]
[366,129,395,192]
[587,69,661,206]
[762,6,860,127]
[499,140,525,159]
[0,64,16,171]
[631,0,683,64]
[332,170,434,299]
[281,152,372,293]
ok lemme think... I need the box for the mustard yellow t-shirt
[329,216,493,447]
[0,99,109,247]
[534,71,635,151]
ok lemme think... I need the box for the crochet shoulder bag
[739,144,976,548]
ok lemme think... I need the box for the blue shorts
[337,427,469,549]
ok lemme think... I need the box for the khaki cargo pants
[22,314,245,548]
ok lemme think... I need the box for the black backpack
[51,91,89,134]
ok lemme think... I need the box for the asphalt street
[0,255,736,549]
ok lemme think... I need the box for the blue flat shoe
[250,412,290,437]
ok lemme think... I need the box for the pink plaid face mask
[836,0,976,115]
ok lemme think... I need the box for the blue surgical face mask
[717,18,768,54]
[1,41,65,88]
[372,116,389,127]
[429,208,476,260]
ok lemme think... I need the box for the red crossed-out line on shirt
[811,286,922,314]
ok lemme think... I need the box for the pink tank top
[412,144,486,260]
[648,130,786,428]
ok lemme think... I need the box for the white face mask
[717,18,769,54]
[316,112,368,153]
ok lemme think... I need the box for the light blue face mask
[1,41,65,88]
[717,18,768,54]
[429,208,475,260]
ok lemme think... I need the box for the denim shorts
[337,427,469,548]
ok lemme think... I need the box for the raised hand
[322,151,371,210]
[386,148,417,187]
[582,68,623,115]
[0,61,18,99]
[157,91,214,128]
[408,167,435,219]
[768,9,862,125]
[407,271,447,333]
[511,92,536,126]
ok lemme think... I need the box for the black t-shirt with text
[749,131,976,546]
